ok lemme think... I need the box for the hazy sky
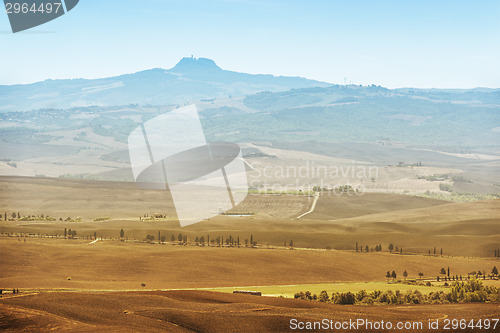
[1,0,499,88]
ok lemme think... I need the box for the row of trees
[63,228,77,238]
[385,266,498,284]
[121,229,259,248]
[4,212,20,221]
[386,270,421,280]
[354,242,452,257]
[427,247,444,256]
[3,212,80,222]
[356,242,403,254]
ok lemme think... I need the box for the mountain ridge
[0,57,330,111]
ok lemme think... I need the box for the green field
[202,281,451,298]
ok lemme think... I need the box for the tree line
[122,229,259,248]
[295,279,500,305]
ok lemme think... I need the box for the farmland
[1,175,499,332]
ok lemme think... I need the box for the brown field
[0,238,498,290]
[1,176,499,332]
[1,291,499,332]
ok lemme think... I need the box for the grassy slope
[303,193,447,220]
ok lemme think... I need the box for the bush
[439,183,452,192]
[356,290,367,302]
[331,292,356,305]
[318,290,329,302]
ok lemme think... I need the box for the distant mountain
[0,57,330,112]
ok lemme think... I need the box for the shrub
[331,292,356,305]
[318,290,329,302]
[356,290,367,302]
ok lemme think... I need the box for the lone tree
[447,267,450,277]
[403,270,408,280]
[141,283,146,291]
[289,240,294,248]
[492,266,498,276]
[418,272,424,280]
[440,268,446,275]
[388,243,394,252]
[120,229,124,238]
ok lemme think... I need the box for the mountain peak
[169,56,222,73]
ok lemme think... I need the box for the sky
[1,0,499,88]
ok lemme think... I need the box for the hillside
[0,238,497,290]
[2,291,498,333]
[0,176,498,256]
